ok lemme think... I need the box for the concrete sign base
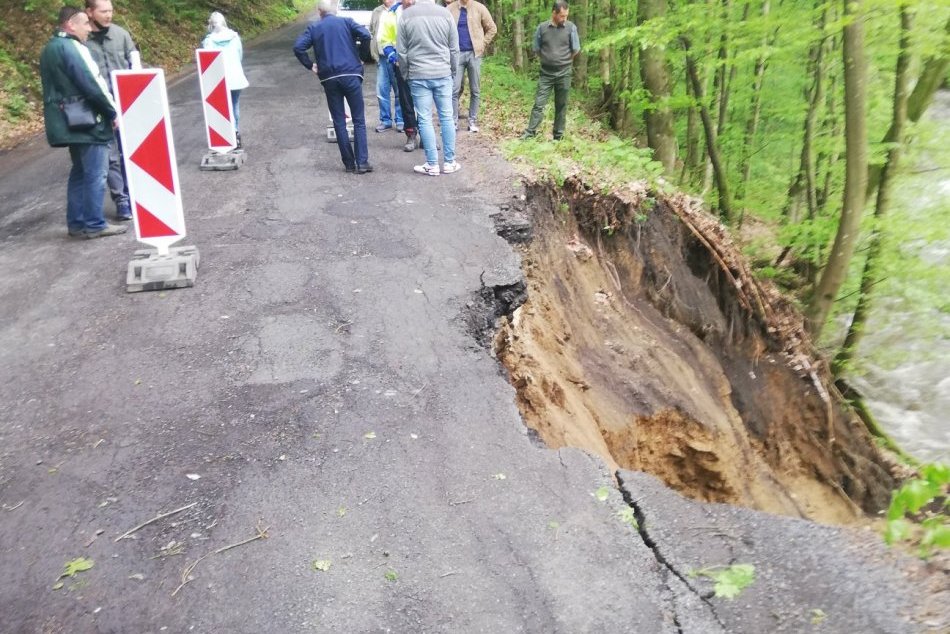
[200,150,245,171]
[326,125,353,143]
[126,246,200,293]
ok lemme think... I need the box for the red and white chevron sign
[111,69,186,254]
[196,49,237,152]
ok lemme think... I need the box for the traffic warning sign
[112,68,186,255]
[196,49,237,153]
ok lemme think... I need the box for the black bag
[60,96,98,130]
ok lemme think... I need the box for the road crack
[616,472,727,633]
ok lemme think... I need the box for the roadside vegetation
[479,0,948,555]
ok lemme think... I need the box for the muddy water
[848,90,950,464]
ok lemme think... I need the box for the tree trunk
[684,37,734,223]
[782,5,826,223]
[512,0,525,72]
[682,72,701,184]
[866,15,950,198]
[738,0,774,202]
[833,6,913,375]
[573,0,589,88]
[806,0,868,337]
[638,0,678,175]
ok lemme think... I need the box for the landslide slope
[495,178,895,524]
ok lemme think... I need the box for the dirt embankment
[494,179,896,524]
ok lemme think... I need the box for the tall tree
[833,5,913,374]
[806,0,868,336]
[512,0,525,72]
[638,0,678,175]
[738,0,775,203]
[683,36,735,222]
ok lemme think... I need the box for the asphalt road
[0,16,941,634]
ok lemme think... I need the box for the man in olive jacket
[40,6,126,239]
[446,0,496,132]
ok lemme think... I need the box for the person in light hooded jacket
[202,12,249,147]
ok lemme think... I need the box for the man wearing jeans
[446,0,496,133]
[293,0,373,174]
[370,0,403,133]
[521,1,580,141]
[398,0,460,176]
[40,6,127,239]
[84,0,136,221]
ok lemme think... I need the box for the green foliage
[384,569,398,582]
[312,559,332,572]
[616,506,638,530]
[688,563,756,600]
[61,557,94,578]
[885,462,949,558]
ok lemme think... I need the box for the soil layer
[494,178,896,524]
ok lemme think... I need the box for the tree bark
[573,0,589,87]
[638,0,678,175]
[738,0,774,202]
[833,6,913,375]
[806,0,868,337]
[684,37,734,223]
[866,16,950,198]
[512,0,525,72]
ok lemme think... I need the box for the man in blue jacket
[40,6,127,239]
[293,1,373,174]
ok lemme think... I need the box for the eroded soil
[492,178,897,524]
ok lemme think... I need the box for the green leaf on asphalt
[595,486,610,502]
[617,507,638,529]
[312,560,332,572]
[61,557,94,578]
[384,569,398,582]
[690,564,756,600]
[810,608,827,625]
[51,581,64,591]
[492,473,506,480]
[364,431,376,440]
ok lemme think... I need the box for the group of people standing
[39,0,248,239]
[39,0,579,238]
[293,0,579,176]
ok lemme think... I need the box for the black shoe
[345,165,357,174]
[519,131,536,140]
[553,134,563,141]
[403,133,418,152]
[356,163,374,174]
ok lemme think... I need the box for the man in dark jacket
[293,1,373,174]
[520,1,580,141]
[84,0,137,221]
[40,6,127,239]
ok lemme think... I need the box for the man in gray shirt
[521,1,580,141]
[398,0,460,176]
[84,0,136,220]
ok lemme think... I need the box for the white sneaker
[414,163,440,176]
[442,161,462,174]
[468,123,479,133]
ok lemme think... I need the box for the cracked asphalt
[0,16,942,634]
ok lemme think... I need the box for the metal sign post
[112,68,198,292]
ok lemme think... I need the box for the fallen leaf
[61,557,94,578]
[51,581,64,590]
[312,560,332,572]
[186,474,201,481]
[594,486,610,502]
[364,431,376,440]
[492,473,507,480]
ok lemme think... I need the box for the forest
[482,0,949,385]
